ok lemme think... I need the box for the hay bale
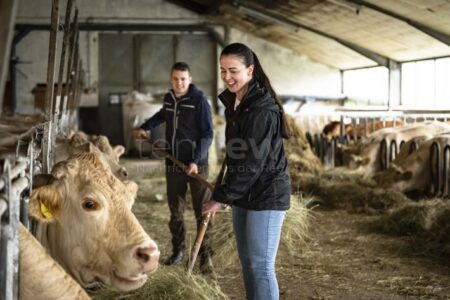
[89,266,228,300]
[298,169,411,213]
[210,196,310,267]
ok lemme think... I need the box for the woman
[202,43,291,300]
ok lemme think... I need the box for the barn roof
[166,0,450,69]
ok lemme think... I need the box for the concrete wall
[14,0,341,114]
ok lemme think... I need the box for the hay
[372,199,450,244]
[210,196,310,268]
[89,266,228,300]
[209,209,237,268]
[284,115,323,177]
[280,195,310,256]
[298,169,411,213]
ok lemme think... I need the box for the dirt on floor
[121,158,450,300]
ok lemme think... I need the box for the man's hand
[186,163,198,175]
[202,200,222,218]
[132,128,148,139]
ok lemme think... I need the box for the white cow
[30,151,159,291]
[343,122,450,178]
[374,134,450,193]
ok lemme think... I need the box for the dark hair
[171,62,190,74]
[220,43,292,139]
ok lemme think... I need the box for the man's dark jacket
[212,79,291,211]
[140,84,213,166]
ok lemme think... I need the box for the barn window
[401,57,450,108]
[343,66,389,106]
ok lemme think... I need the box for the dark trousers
[166,165,212,258]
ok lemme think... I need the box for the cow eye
[82,199,99,211]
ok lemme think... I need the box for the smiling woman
[203,42,291,300]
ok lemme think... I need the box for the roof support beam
[345,0,450,46]
[15,23,226,48]
[235,1,392,68]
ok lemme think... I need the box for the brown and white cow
[322,119,404,141]
[30,151,159,291]
[374,134,450,193]
[19,224,90,300]
[342,122,450,178]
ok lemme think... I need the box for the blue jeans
[232,206,286,300]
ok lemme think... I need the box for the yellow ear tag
[40,201,53,219]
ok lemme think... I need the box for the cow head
[30,152,159,291]
[92,136,128,180]
[373,164,413,189]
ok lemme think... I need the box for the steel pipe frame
[15,23,226,47]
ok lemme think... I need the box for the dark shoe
[164,251,184,266]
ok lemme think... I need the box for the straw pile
[89,266,228,300]
[297,169,411,213]
[372,199,450,251]
[210,195,310,267]
[284,115,323,180]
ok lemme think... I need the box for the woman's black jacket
[212,79,291,211]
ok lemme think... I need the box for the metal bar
[0,0,18,115]
[11,177,29,196]
[444,145,450,197]
[0,159,20,300]
[54,0,74,120]
[429,142,441,196]
[389,140,397,165]
[61,9,78,132]
[9,161,27,180]
[44,0,60,121]
[15,23,226,47]
[0,199,7,217]
[380,138,388,170]
[42,0,60,173]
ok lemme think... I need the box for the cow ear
[77,142,93,153]
[33,174,56,189]
[113,145,125,158]
[29,184,62,222]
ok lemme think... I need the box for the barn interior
[1,0,450,299]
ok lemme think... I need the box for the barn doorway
[96,33,217,146]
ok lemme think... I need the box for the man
[133,62,214,272]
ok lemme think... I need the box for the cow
[19,224,90,300]
[322,119,405,141]
[373,134,450,193]
[30,151,159,291]
[342,122,450,178]
[322,121,352,141]
[54,134,128,181]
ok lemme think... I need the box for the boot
[164,251,184,266]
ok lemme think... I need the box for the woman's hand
[202,200,222,218]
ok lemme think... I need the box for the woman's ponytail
[252,52,292,139]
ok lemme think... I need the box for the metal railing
[0,156,31,300]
